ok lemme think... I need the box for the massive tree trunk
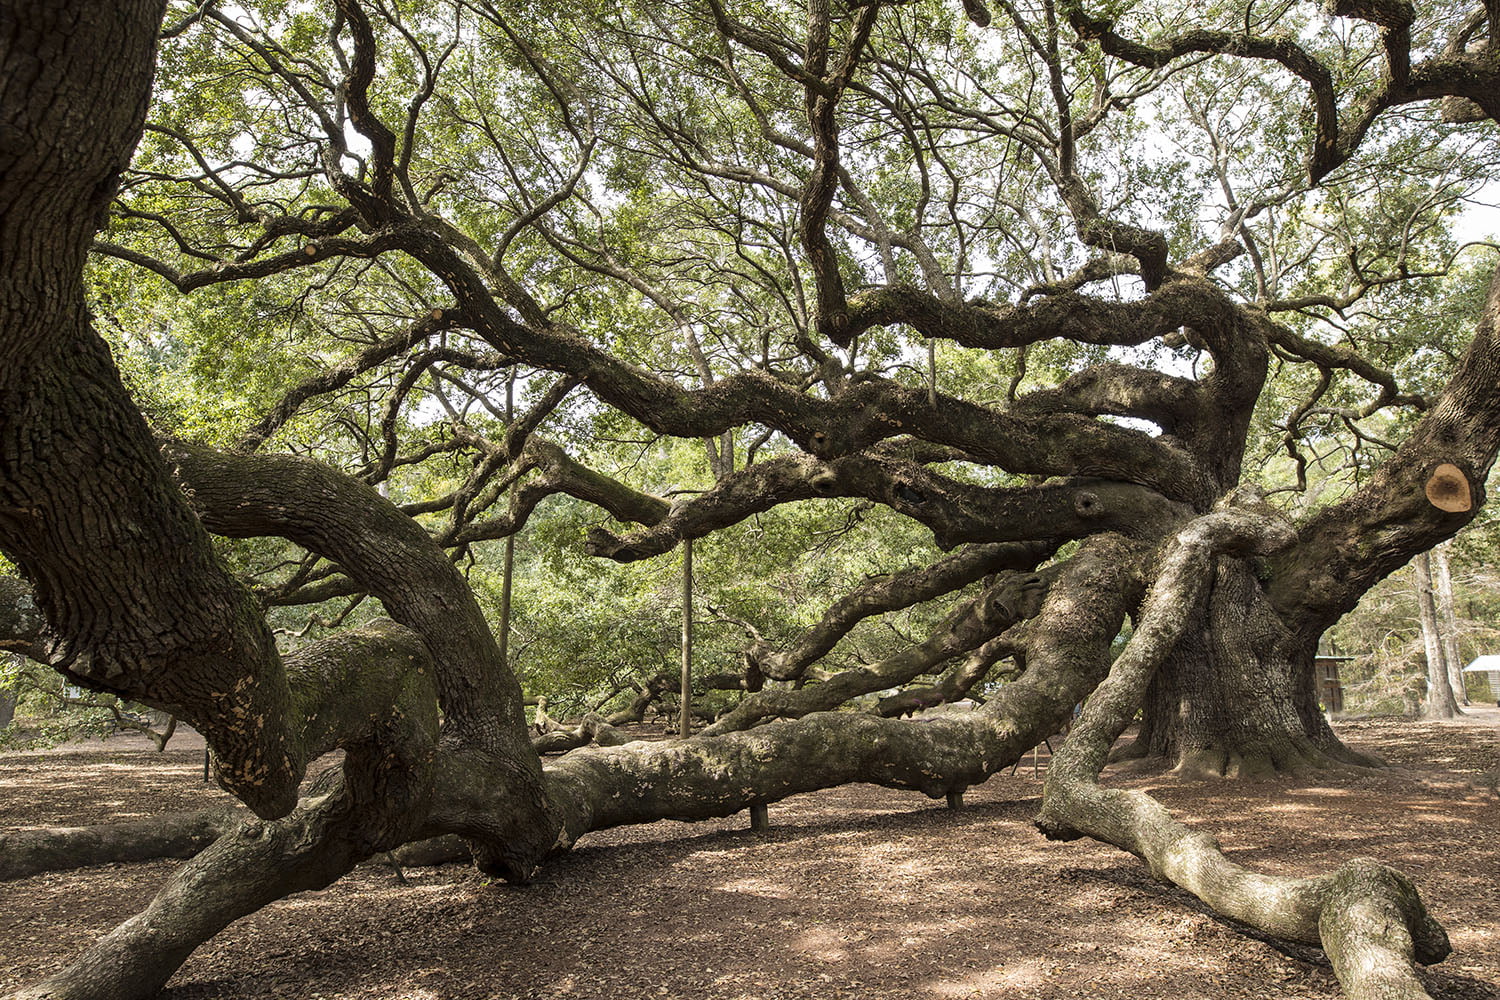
[1141,264,1500,770]
[1136,565,1371,776]
[1037,500,1450,1000]
[0,0,305,818]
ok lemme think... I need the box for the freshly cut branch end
[1424,463,1472,512]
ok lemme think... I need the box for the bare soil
[2,712,1497,1000]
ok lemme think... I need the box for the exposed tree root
[1171,739,1385,780]
[1036,498,1450,1000]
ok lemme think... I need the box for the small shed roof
[1463,655,1500,672]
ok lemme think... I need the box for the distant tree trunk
[1414,551,1461,719]
[498,373,516,668]
[1431,541,1467,704]
[680,537,694,739]
[0,684,15,731]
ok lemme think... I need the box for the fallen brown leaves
[1,714,1496,1000]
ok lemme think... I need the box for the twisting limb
[702,566,1054,735]
[876,631,1024,716]
[547,533,1146,846]
[1270,263,1500,640]
[588,448,1189,559]
[452,437,669,544]
[796,0,882,347]
[1264,323,1426,413]
[0,0,304,819]
[1012,362,1202,431]
[745,541,1053,681]
[237,309,467,452]
[1062,0,1500,181]
[11,619,444,1000]
[333,0,401,212]
[1035,493,1450,1000]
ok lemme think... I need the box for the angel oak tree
[2,0,1498,998]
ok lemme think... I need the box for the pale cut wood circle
[1425,463,1472,512]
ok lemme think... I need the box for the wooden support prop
[946,790,964,810]
[749,802,769,831]
[1425,463,1473,513]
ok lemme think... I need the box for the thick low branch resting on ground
[4,534,1142,862]
[10,616,446,1000]
[531,711,632,753]
[5,536,1146,1000]
[1035,495,1450,1000]
[543,533,1143,845]
[160,441,557,871]
[0,808,239,881]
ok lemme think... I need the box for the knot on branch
[743,640,799,682]
[583,527,653,562]
[959,0,993,27]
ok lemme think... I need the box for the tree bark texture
[1137,562,1373,776]
[0,0,303,817]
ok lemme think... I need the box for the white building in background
[1462,655,1500,705]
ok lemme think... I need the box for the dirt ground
[1,712,1497,1000]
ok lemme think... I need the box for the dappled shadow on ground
[0,718,1495,1000]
